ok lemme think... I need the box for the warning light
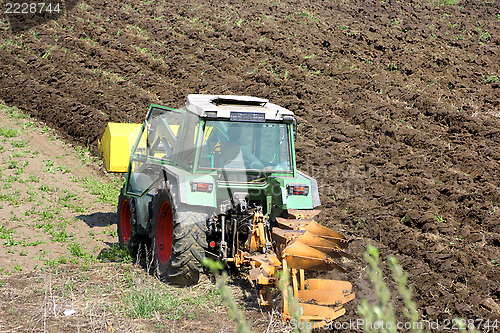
[286,184,309,196]
[190,181,213,193]
[209,241,216,248]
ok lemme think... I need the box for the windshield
[198,120,292,172]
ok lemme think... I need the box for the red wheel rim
[157,202,173,264]
[120,199,131,243]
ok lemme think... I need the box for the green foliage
[100,244,133,263]
[38,184,53,193]
[0,192,23,207]
[435,214,446,223]
[388,63,398,71]
[68,242,95,262]
[119,268,221,320]
[357,245,482,333]
[387,256,422,331]
[75,175,122,205]
[475,28,491,41]
[2,106,28,120]
[0,126,20,138]
[358,245,397,333]
[484,76,499,84]
[123,287,184,319]
[279,267,312,333]
[203,258,311,333]
[439,0,459,5]
[203,258,253,333]
[74,146,97,164]
[11,139,26,148]
[50,229,73,242]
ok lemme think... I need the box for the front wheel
[150,182,208,285]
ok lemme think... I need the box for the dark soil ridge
[1,0,499,328]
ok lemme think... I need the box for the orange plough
[236,209,355,327]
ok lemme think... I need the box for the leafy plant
[439,0,459,5]
[74,146,97,164]
[76,175,122,205]
[203,258,253,333]
[358,244,422,333]
[0,127,20,138]
[68,242,95,262]
[99,244,133,263]
[435,214,446,223]
[388,63,398,71]
[11,139,26,148]
[484,76,499,84]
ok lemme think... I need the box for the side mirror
[282,116,297,141]
[293,117,297,141]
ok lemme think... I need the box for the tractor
[99,94,354,326]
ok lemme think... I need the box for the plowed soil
[1,0,500,331]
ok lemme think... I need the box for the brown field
[0,0,499,331]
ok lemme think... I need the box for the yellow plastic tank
[98,123,142,172]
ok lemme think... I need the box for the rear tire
[150,181,208,285]
[117,188,142,252]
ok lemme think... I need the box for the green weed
[4,235,20,247]
[0,225,15,239]
[75,175,122,205]
[0,127,20,138]
[23,239,45,247]
[391,18,401,28]
[484,76,499,84]
[74,146,97,164]
[358,244,423,333]
[41,125,51,134]
[100,244,133,263]
[435,214,446,223]
[68,242,95,262]
[439,0,459,5]
[38,184,53,193]
[202,258,253,332]
[35,220,54,233]
[28,174,40,182]
[0,192,23,207]
[388,63,398,71]
[475,28,491,41]
[11,139,26,148]
[101,227,118,238]
[51,229,73,243]
[3,106,29,120]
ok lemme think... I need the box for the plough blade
[297,303,346,325]
[272,228,353,260]
[297,279,355,305]
[304,221,349,249]
[296,231,354,259]
[283,241,346,273]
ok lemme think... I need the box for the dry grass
[0,261,297,333]
[0,263,224,332]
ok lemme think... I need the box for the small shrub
[484,76,499,84]
[100,244,133,263]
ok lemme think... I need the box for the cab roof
[185,94,295,121]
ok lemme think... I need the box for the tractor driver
[220,123,265,170]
